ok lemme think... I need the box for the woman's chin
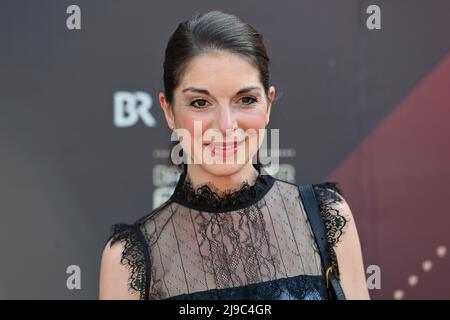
[197,162,249,177]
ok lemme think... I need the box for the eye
[240,96,258,105]
[189,99,209,109]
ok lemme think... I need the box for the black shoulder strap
[298,184,346,300]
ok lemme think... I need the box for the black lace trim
[312,182,349,277]
[169,164,275,213]
[108,223,148,300]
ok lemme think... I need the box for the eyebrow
[181,86,261,96]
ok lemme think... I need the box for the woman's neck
[185,163,259,196]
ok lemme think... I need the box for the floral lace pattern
[108,223,148,300]
[312,182,349,277]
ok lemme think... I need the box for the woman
[99,10,370,300]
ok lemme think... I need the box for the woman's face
[160,51,276,177]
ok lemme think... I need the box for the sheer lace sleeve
[312,182,350,277]
[108,223,149,300]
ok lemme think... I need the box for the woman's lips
[204,140,244,157]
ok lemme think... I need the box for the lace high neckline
[169,164,275,213]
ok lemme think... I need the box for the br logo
[114,91,156,127]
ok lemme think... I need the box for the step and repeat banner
[1,0,449,299]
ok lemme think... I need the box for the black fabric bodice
[107,164,348,300]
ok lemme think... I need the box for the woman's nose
[216,105,237,134]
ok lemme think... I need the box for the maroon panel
[328,53,450,299]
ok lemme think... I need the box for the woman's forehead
[178,52,262,93]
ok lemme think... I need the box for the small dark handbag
[298,184,346,300]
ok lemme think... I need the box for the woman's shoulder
[296,180,350,246]
[311,181,345,205]
[311,181,349,239]
[100,199,174,300]
[309,181,351,278]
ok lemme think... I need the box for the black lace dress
[107,164,348,300]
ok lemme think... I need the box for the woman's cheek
[239,112,267,138]
[179,112,213,160]
[239,110,266,156]
[179,112,208,139]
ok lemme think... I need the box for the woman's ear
[266,86,276,126]
[159,91,175,130]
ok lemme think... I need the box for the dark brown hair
[163,10,270,104]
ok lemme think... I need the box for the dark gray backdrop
[1,0,450,299]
